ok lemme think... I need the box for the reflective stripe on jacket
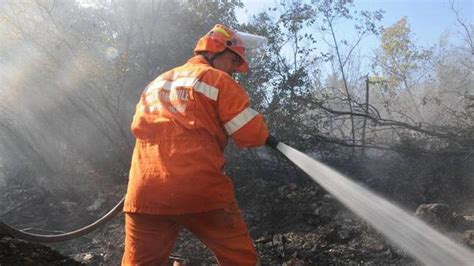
[124,55,269,214]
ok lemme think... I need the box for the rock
[382,248,393,259]
[264,241,273,248]
[272,235,285,246]
[255,236,271,244]
[86,198,106,211]
[314,204,336,220]
[462,215,474,229]
[288,183,298,191]
[465,215,474,222]
[371,243,386,252]
[282,258,305,266]
[453,214,472,231]
[323,194,335,201]
[73,252,101,264]
[302,242,312,250]
[415,203,457,230]
[277,186,286,195]
[464,230,474,248]
[337,229,352,241]
[320,224,340,242]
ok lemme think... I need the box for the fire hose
[0,140,274,261]
[0,196,220,264]
[0,136,278,242]
[1,138,473,265]
[0,197,124,242]
[0,29,271,246]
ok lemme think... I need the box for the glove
[265,134,279,149]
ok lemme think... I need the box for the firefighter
[122,24,277,265]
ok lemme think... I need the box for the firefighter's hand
[265,134,279,149]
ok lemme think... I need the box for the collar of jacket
[187,55,211,66]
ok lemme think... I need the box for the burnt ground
[0,163,473,265]
[0,234,82,265]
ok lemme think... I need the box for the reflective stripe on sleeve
[146,78,219,101]
[151,77,197,91]
[224,107,258,135]
[194,81,219,101]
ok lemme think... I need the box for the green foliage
[237,2,319,148]
[237,0,384,150]
[0,0,472,209]
[377,17,432,87]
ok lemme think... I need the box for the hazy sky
[236,0,474,47]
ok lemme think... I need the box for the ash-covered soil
[0,234,82,265]
[170,179,419,265]
[1,172,472,265]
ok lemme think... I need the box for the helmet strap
[202,50,227,68]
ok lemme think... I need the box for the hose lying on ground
[0,195,220,263]
[0,197,124,243]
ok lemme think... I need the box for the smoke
[0,36,129,198]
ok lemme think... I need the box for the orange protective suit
[122,55,269,265]
[122,202,258,265]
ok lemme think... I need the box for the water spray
[275,142,474,265]
[1,139,473,264]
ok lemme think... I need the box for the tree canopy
[0,0,472,208]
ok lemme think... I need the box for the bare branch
[450,0,474,54]
[316,102,458,140]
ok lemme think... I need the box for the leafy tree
[313,0,383,150]
[239,0,383,156]
[374,17,432,121]
[239,1,319,149]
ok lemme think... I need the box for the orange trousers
[121,203,258,266]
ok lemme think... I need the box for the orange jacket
[124,55,269,214]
